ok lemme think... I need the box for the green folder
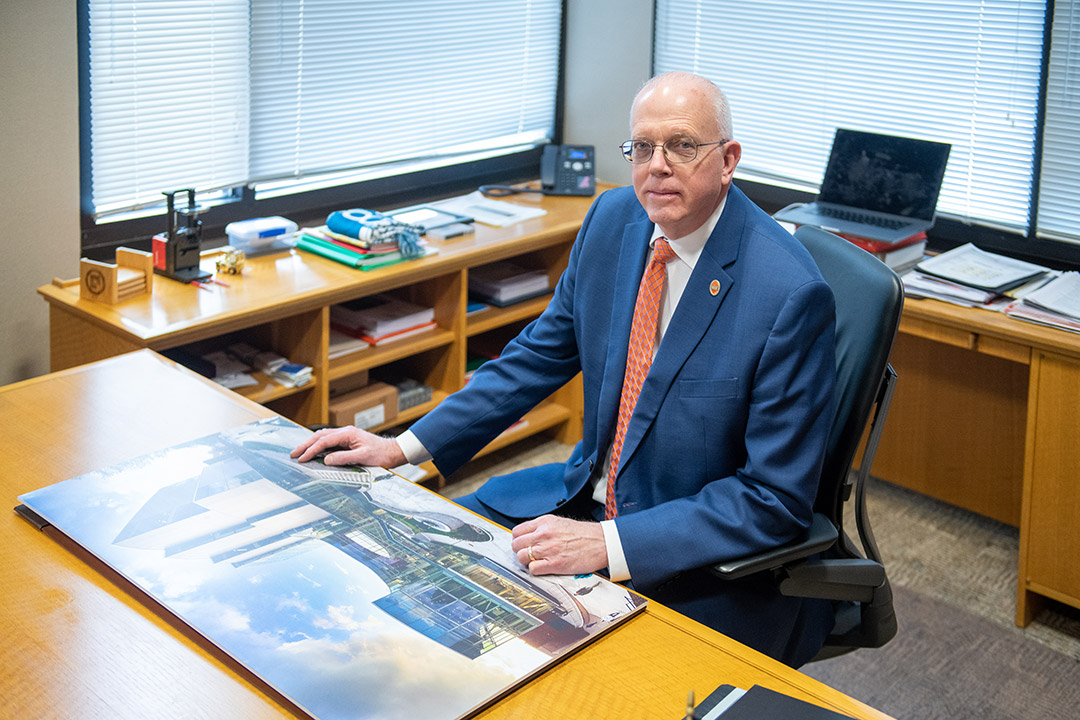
[295,234,406,271]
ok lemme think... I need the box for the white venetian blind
[87,0,250,217]
[87,0,561,219]
[1037,0,1080,244]
[654,0,1046,232]
[248,0,561,194]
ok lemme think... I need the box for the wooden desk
[871,295,1080,626]
[40,191,599,487]
[0,350,891,719]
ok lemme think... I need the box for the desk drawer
[899,315,975,350]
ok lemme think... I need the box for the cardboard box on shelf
[328,382,398,429]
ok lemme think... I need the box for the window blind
[1037,0,1080,245]
[248,0,561,196]
[86,0,561,220]
[87,0,250,217]
[654,0,1046,233]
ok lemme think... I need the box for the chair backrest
[794,226,904,535]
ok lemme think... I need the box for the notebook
[774,128,951,244]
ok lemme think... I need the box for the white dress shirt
[397,196,728,582]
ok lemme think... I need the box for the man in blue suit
[293,71,837,666]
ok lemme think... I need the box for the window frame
[77,0,569,260]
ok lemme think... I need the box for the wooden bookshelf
[40,188,600,488]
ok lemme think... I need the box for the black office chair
[710,225,904,661]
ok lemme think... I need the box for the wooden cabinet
[868,296,1080,624]
[1018,351,1080,624]
[40,191,599,487]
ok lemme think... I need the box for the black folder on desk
[694,684,853,719]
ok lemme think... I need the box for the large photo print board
[17,417,647,720]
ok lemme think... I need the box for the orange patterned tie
[605,238,677,520]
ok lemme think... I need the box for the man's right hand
[290,426,406,468]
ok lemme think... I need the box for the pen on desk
[685,689,695,720]
[210,277,230,287]
[190,280,212,291]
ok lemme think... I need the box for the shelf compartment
[465,293,553,337]
[327,327,455,381]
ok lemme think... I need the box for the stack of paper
[469,261,551,306]
[328,328,371,359]
[1004,272,1080,333]
[904,243,1050,308]
[331,294,437,346]
[225,342,313,388]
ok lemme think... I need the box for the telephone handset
[541,144,596,196]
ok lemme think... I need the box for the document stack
[331,294,437,346]
[228,342,313,387]
[903,243,1050,308]
[328,327,371,360]
[468,261,551,306]
[1004,272,1080,333]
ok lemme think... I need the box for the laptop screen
[818,128,951,221]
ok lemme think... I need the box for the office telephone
[541,144,595,196]
[479,144,596,198]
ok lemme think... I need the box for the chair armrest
[779,558,886,602]
[709,513,838,581]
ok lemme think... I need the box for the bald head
[631,72,733,141]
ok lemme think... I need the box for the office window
[1037,0,1080,244]
[82,0,561,229]
[654,0,1046,235]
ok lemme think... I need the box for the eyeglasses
[620,138,727,164]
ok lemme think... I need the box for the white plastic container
[225,216,298,255]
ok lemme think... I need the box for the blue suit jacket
[411,184,837,665]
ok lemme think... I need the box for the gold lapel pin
[709,279,720,296]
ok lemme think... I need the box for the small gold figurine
[215,247,246,275]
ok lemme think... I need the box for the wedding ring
[528,545,536,562]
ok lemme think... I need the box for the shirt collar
[649,194,728,268]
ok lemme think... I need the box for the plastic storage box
[225,216,298,256]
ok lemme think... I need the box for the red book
[837,230,927,254]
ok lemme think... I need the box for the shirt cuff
[395,429,432,465]
[601,519,631,582]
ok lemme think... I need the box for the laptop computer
[774,128,951,244]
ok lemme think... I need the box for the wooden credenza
[871,295,1080,625]
[39,190,600,488]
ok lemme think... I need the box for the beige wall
[0,0,653,386]
[564,0,653,188]
[0,0,81,385]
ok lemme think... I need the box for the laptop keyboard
[818,206,908,230]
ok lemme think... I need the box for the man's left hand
[510,515,608,576]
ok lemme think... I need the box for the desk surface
[0,350,891,719]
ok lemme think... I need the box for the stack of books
[903,243,1051,309]
[468,261,551,306]
[331,294,437,347]
[295,225,434,271]
[839,230,927,273]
